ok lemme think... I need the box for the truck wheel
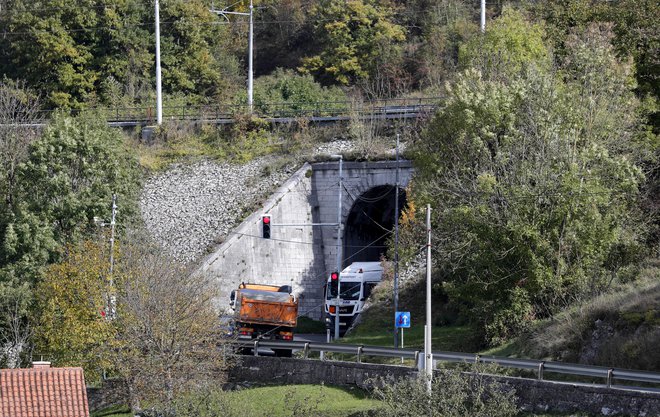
[273,349,292,358]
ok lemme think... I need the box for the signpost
[395,311,410,363]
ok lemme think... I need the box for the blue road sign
[395,311,411,328]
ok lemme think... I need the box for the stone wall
[229,355,415,388]
[229,356,660,416]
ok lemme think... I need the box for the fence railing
[27,97,441,125]
[239,339,660,391]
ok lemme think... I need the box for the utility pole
[108,194,117,318]
[210,1,254,113]
[109,194,117,283]
[480,0,486,33]
[334,155,343,341]
[155,0,162,125]
[393,134,400,348]
[424,204,433,392]
[247,0,254,113]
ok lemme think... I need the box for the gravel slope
[140,141,356,264]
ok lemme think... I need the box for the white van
[324,262,383,335]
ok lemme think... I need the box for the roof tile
[0,366,90,417]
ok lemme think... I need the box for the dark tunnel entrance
[343,185,407,267]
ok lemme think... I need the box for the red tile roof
[0,364,90,417]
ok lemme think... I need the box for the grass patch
[224,384,379,417]
[95,385,381,417]
[479,259,660,372]
[343,321,476,352]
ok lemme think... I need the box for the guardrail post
[537,362,544,380]
[357,346,363,363]
[253,340,259,357]
[607,369,613,388]
[414,351,420,370]
[303,342,310,359]
[475,354,480,365]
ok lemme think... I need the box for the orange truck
[229,283,298,356]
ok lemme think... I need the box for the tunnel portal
[343,185,407,267]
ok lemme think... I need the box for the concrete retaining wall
[198,163,327,319]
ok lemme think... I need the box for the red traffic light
[262,215,271,239]
[330,272,339,280]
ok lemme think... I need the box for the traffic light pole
[334,155,343,341]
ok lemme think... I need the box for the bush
[238,69,347,116]
[369,364,518,417]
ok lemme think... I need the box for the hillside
[0,1,658,414]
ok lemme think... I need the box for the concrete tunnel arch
[342,185,407,267]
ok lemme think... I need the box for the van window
[362,283,377,299]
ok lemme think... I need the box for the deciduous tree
[408,18,646,344]
[112,233,230,414]
[34,239,116,380]
[300,0,406,85]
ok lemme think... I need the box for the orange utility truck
[229,283,298,356]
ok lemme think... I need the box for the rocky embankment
[140,140,355,264]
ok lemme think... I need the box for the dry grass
[520,260,660,370]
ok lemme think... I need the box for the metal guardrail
[240,339,660,391]
[26,97,441,125]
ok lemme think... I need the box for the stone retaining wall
[230,356,660,416]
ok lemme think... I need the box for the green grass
[343,322,476,352]
[92,384,380,417]
[224,384,380,416]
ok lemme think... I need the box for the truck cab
[324,262,383,336]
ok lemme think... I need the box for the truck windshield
[326,282,361,300]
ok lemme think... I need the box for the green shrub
[369,364,518,417]
[238,69,347,116]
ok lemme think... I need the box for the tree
[0,80,41,210]
[408,19,646,344]
[112,232,230,415]
[248,68,347,113]
[300,0,406,85]
[34,240,116,380]
[0,0,241,108]
[0,280,31,368]
[459,7,550,78]
[18,112,139,244]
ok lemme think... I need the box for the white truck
[324,262,383,336]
